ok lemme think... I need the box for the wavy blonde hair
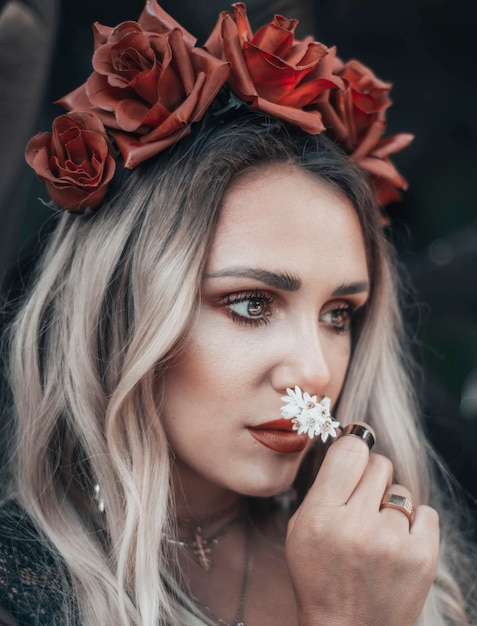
[6,111,476,625]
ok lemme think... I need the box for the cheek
[171,319,266,398]
[326,337,353,398]
[160,336,244,430]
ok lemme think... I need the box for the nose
[271,322,331,397]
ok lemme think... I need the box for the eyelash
[222,292,360,334]
[223,291,274,327]
[322,305,354,335]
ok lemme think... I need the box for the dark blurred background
[1,0,476,528]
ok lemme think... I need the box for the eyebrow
[204,268,301,291]
[205,268,370,296]
[332,281,370,296]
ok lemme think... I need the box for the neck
[172,459,243,519]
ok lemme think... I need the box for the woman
[0,1,475,624]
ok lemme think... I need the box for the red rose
[318,59,414,207]
[25,112,116,213]
[57,0,229,168]
[205,2,343,134]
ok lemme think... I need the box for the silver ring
[380,493,415,525]
[342,423,375,451]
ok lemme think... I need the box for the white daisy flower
[318,395,331,418]
[291,410,324,439]
[281,386,340,441]
[280,385,319,419]
[318,415,341,443]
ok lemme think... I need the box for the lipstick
[248,419,308,453]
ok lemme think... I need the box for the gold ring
[342,423,375,451]
[380,493,415,525]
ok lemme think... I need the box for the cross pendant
[191,527,213,572]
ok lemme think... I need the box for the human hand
[285,424,439,626]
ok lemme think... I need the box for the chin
[234,471,297,499]
[245,485,294,499]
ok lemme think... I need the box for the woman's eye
[223,292,273,327]
[321,306,353,335]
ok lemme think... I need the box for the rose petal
[45,178,110,213]
[63,129,109,170]
[352,89,391,115]
[203,10,228,58]
[139,0,196,49]
[56,83,94,115]
[372,132,414,159]
[25,139,57,182]
[252,20,296,59]
[351,117,386,160]
[188,48,230,121]
[146,73,203,139]
[230,2,254,42]
[162,28,195,97]
[280,77,341,108]
[114,126,191,168]
[341,60,392,103]
[220,13,259,101]
[375,182,403,207]
[355,155,408,189]
[93,22,114,48]
[115,98,160,132]
[242,44,335,107]
[316,97,348,143]
[87,72,126,115]
[287,39,326,68]
[254,96,326,134]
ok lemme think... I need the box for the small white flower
[291,410,323,439]
[281,385,319,419]
[318,415,341,443]
[281,385,340,442]
[318,395,331,417]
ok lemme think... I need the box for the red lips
[248,418,308,453]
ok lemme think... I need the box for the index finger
[305,422,375,508]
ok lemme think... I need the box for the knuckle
[338,518,375,555]
[423,504,440,529]
[370,453,393,477]
[291,507,334,542]
[372,531,404,561]
[332,434,370,462]
[411,544,439,581]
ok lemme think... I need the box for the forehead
[207,164,368,280]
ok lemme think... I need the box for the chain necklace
[176,500,239,527]
[169,500,244,572]
[192,516,254,626]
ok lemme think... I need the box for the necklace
[193,516,254,626]
[170,501,244,572]
[176,500,239,527]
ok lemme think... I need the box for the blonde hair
[6,111,476,624]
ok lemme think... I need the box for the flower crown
[25,0,413,215]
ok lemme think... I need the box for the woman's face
[162,164,370,503]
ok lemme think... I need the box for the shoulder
[0,500,54,569]
[0,499,37,539]
[0,500,73,625]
